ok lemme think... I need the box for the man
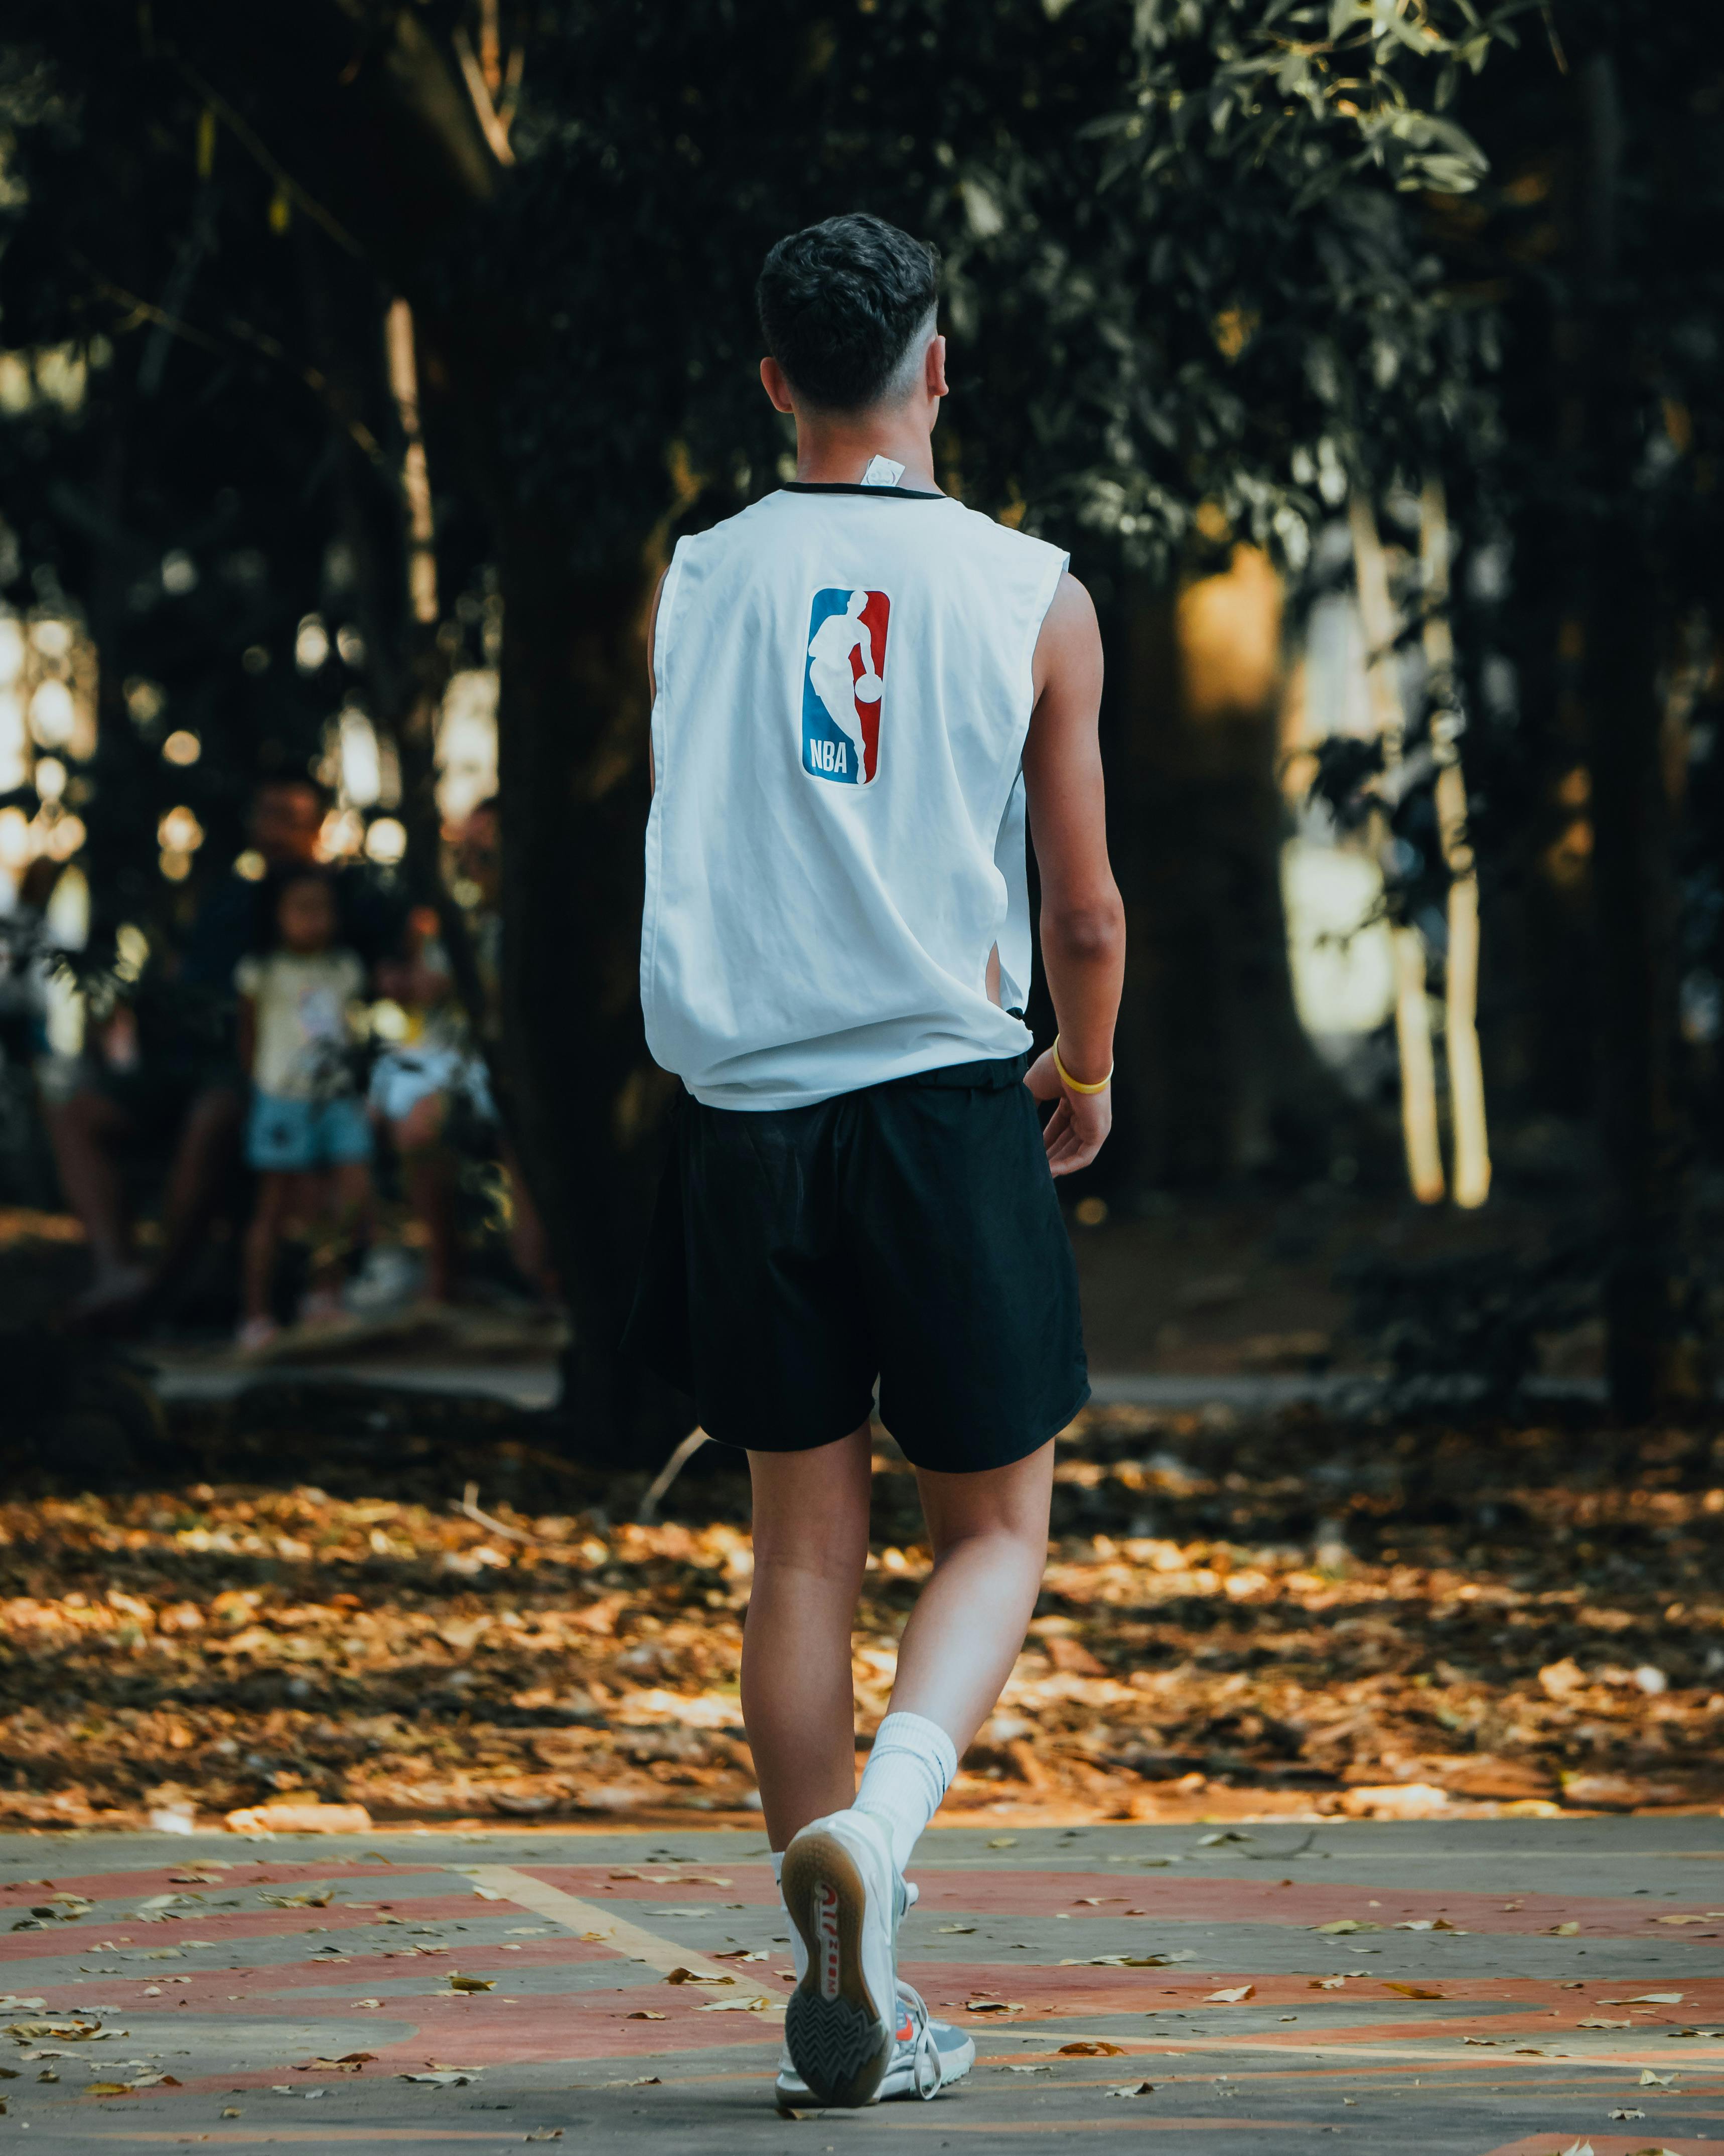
[625,213,1124,2110]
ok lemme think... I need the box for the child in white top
[234,868,374,1351]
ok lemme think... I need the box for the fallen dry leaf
[447,1975,495,1993]
[1205,1986,1253,2003]
[224,1801,372,1835]
[1106,2081,1156,2097]
[3,1413,1719,1836]
[627,2012,667,2022]
[1059,2042,1126,2057]
[1384,1984,1445,2000]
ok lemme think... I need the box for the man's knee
[919,1446,1056,1558]
[47,1085,126,1142]
[751,1523,870,1584]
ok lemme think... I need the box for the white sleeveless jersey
[641,483,1067,1110]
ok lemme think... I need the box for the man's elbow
[1043,895,1126,966]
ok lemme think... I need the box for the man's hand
[1025,1048,1112,1178]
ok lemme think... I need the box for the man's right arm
[1020,570,1125,1177]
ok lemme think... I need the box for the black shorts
[623,1054,1088,1472]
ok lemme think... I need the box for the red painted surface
[8,1846,1724,2140]
[897,1868,1724,1940]
[17,1857,1724,1937]
[524,1862,777,1905]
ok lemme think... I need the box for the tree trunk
[494,527,681,1447]
[1107,561,1353,1188]
[1575,50,1684,1417]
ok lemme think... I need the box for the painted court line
[1482,2140,1716,2156]
[454,1861,781,2011]
[16,2133,1306,2147]
[819,2120,1311,2136]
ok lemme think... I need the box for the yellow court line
[454,1861,782,2013]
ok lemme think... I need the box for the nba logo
[803,588,889,787]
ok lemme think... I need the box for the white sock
[852,1710,958,1874]
[771,1849,808,1981]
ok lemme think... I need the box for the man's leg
[852,1441,1055,1872]
[42,1085,141,1294]
[742,1422,874,1850]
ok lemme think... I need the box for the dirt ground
[2,1378,1718,1836]
[3,1172,1598,1378]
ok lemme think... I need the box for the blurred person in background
[43,774,404,1330]
[362,798,554,1310]
[234,864,374,1351]
[367,900,496,1308]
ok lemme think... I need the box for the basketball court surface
[3,1816,1721,2151]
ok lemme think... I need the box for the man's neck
[791,409,940,492]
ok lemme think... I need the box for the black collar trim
[779,482,945,500]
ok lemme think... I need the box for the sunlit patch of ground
[1,1406,1721,1832]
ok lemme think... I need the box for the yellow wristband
[1052,1037,1113,1094]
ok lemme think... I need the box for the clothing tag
[859,455,906,488]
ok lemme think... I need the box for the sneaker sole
[781,1829,892,2107]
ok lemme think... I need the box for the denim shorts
[245,1091,374,1173]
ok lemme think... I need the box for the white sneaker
[776,1980,974,2108]
[781,1809,903,2107]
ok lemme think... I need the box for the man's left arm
[644,565,668,794]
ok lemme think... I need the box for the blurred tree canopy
[0,0,1528,1441]
[1396,3,1724,1413]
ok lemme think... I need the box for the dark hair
[258,864,338,951]
[757,214,940,413]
